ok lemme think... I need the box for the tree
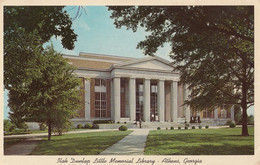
[4,6,81,140]
[8,44,80,140]
[4,6,77,50]
[108,6,254,136]
[4,6,77,90]
[29,46,80,140]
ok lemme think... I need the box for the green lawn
[145,127,254,155]
[31,130,132,155]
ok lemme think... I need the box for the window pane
[95,110,100,117]
[95,79,100,86]
[95,92,100,100]
[139,85,143,92]
[101,79,106,87]
[101,92,106,100]
[101,110,106,117]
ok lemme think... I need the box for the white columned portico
[184,85,191,122]
[113,77,121,122]
[171,81,178,122]
[143,79,151,122]
[157,80,165,122]
[129,78,136,122]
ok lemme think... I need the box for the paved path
[99,129,150,155]
[4,137,42,155]
[4,129,119,139]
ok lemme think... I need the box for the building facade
[65,53,234,126]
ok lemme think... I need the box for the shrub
[85,123,93,129]
[117,121,120,124]
[170,126,174,130]
[192,126,195,129]
[9,125,16,132]
[166,127,168,130]
[157,127,161,130]
[178,126,181,130]
[124,122,127,124]
[77,124,83,129]
[39,123,47,131]
[225,119,233,126]
[4,119,15,132]
[93,120,113,124]
[185,126,188,130]
[119,125,128,131]
[199,126,202,129]
[229,122,236,128]
[91,124,99,129]
[205,125,209,129]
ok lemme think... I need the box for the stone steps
[98,123,138,129]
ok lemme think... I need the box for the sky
[3,6,254,119]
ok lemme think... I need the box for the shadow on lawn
[164,144,254,155]
[145,129,254,155]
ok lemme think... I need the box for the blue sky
[3,6,254,119]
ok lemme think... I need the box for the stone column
[157,80,165,122]
[231,105,235,121]
[184,85,191,122]
[113,77,120,122]
[85,79,90,120]
[214,107,218,119]
[129,78,136,122]
[111,78,114,119]
[171,81,178,123]
[143,79,151,122]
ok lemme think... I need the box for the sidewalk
[4,129,119,139]
[99,129,150,155]
[4,137,42,155]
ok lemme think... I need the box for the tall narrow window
[150,84,157,121]
[94,78,107,118]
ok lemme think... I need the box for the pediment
[114,56,174,71]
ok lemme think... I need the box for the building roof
[63,52,176,72]
[63,52,135,69]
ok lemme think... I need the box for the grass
[145,127,254,155]
[30,130,132,155]
[4,138,26,149]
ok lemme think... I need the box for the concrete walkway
[4,129,119,139]
[4,137,42,155]
[99,129,150,155]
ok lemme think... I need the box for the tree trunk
[241,82,249,136]
[241,103,248,136]
[48,123,52,140]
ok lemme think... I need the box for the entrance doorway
[136,80,143,121]
[150,82,158,122]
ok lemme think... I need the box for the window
[95,78,106,87]
[95,92,107,118]
[202,108,213,118]
[221,109,227,118]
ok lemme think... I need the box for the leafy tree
[8,44,80,140]
[4,119,15,132]
[108,6,254,136]
[4,6,77,90]
[4,6,77,50]
[4,6,80,140]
